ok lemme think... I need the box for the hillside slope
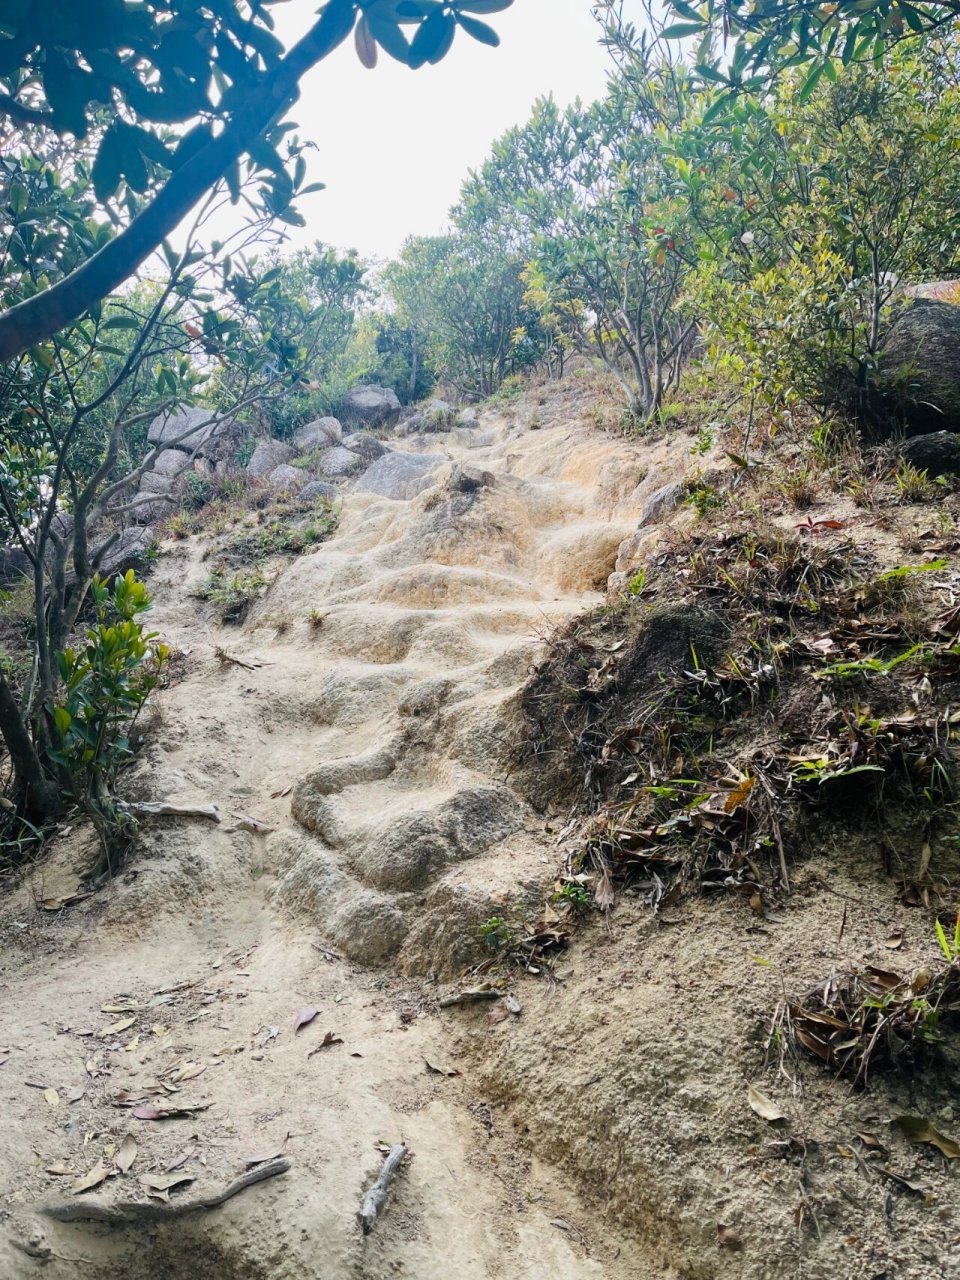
[1,375,958,1280]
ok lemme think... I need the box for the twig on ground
[359,1144,408,1235]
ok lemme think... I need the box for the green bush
[52,571,168,802]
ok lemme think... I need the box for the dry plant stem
[359,1144,408,1236]
[41,1158,292,1225]
[120,801,221,822]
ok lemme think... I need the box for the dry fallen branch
[120,801,221,823]
[214,647,266,671]
[359,1144,408,1235]
[41,1157,291,1224]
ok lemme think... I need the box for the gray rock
[318,445,365,479]
[899,431,960,477]
[341,384,401,430]
[449,464,494,494]
[346,432,389,463]
[139,471,177,496]
[246,438,293,478]
[131,494,175,524]
[93,526,155,578]
[456,407,480,429]
[353,451,447,501]
[147,406,225,452]
[151,448,193,479]
[399,399,457,436]
[879,299,960,434]
[325,891,407,964]
[0,545,31,586]
[293,416,342,450]
[640,481,686,525]
[299,480,339,504]
[268,464,302,490]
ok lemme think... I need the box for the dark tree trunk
[0,673,60,823]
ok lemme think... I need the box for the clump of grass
[779,941,960,1085]
[893,459,937,503]
[192,567,266,624]
[778,460,818,508]
[219,502,337,566]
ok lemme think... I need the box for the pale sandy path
[0,386,668,1278]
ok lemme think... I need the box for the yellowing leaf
[72,1162,112,1194]
[724,775,755,813]
[43,1088,60,1107]
[115,1135,138,1174]
[895,1115,960,1159]
[747,1083,787,1125]
[100,1017,136,1037]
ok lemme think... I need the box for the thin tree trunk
[0,672,60,822]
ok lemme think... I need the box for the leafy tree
[657,0,960,92]
[670,36,960,417]
[0,0,515,362]
[383,232,540,398]
[0,144,352,856]
[464,48,699,421]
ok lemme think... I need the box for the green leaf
[92,128,123,202]
[457,14,499,46]
[660,22,708,39]
[53,706,73,738]
[455,1,512,12]
[410,9,456,67]
[797,63,824,105]
[367,13,411,62]
[102,315,141,330]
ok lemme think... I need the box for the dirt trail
[0,385,663,1278]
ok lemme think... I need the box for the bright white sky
[266,1,637,261]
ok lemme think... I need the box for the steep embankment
[0,380,650,1279]
[2,376,958,1280]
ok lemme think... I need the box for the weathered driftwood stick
[359,1144,407,1235]
[122,801,221,823]
[438,988,502,1009]
[42,1158,291,1224]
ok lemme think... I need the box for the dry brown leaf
[307,1030,343,1057]
[114,1135,137,1173]
[72,1162,112,1194]
[293,1007,319,1034]
[424,1057,461,1077]
[164,1146,195,1173]
[717,1224,743,1251]
[132,1101,211,1121]
[884,931,904,950]
[169,1062,207,1083]
[747,1083,786,1125]
[100,1002,141,1014]
[894,1115,960,1159]
[67,1084,87,1104]
[100,1016,136,1038]
[45,1163,73,1176]
[139,1172,194,1201]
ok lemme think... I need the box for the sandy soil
[1,377,957,1280]
[0,380,656,1279]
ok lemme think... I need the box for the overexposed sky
[267,1,631,260]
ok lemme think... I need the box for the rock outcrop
[878,298,960,434]
[899,429,960,476]
[341,384,401,430]
[246,438,293,478]
[353,451,448,501]
[293,417,342,450]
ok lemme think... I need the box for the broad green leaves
[660,0,960,87]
